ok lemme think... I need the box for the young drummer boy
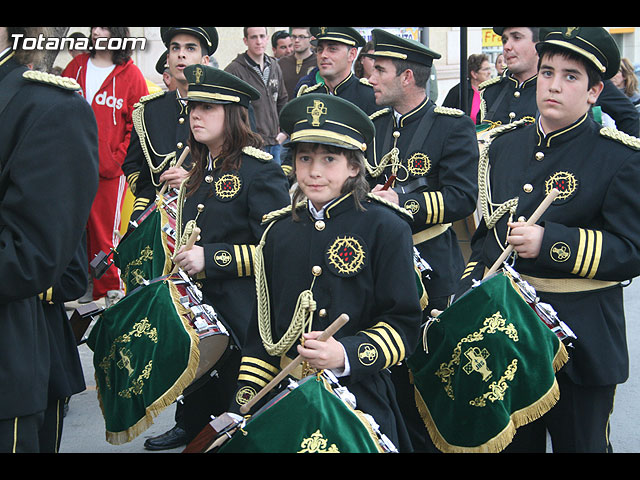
[459,27,640,452]
[229,93,424,452]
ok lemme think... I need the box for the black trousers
[181,347,241,442]
[0,411,45,453]
[39,398,66,453]
[391,295,450,453]
[504,372,617,453]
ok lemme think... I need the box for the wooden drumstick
[159,146,190,196]
[484,188,560,278]
[171,226,201,274]
[239,313,350,414]
[381,174,397,191]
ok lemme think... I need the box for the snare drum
[217,371,396,453]
[114,190,180,292]
[168,271,233,386]
[406,271,569,453]
[87,271,235,444]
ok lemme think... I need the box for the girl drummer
[231,93,424,452]
[172,64,291,441]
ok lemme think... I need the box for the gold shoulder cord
[132,93,178,187]
[477,121,520,251]
[365,131,405,180]
[255,211,317,357]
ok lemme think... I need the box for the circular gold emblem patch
[358,343,378,366]
[545,171,577,202]
[550,242,571,263]
[403,199,420,215]
[325,235,367,277]
[407,152,431,176]
[215,173,242,201]
[235,386,256,406]
[214,250,233,267]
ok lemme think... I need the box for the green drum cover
[407,273,568,453]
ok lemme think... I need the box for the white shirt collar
[308,197,340,220]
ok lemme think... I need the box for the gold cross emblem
[463,346,493,381]
[307,100,327,126]
[194,66,204,84]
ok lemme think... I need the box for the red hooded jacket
[62,53,148,179]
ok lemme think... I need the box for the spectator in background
[611,57,640,113]
[67,31,88,58]
[495,52,506,76]
[278,27,316,100]
[295,27,377,115]
[442,53,492,124]
[271,30,293,59]
[355,41,375,79]
[225,27,288,164]
[62,26,149,306]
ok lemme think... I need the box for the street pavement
[58,279,640,454]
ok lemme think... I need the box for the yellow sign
[482,28,502,47]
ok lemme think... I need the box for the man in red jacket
[62,27,148,304]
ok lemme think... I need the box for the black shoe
[143,425,188,451]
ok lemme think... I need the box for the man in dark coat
[0,27,99,452]
[363,28,479,452]
[123,27,217,221]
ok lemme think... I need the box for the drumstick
[239,313,350,414]
[158,146,190,197]
[171,226,201,274]
[484,188,560,278]
[381,174,396,191]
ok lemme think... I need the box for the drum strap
[518,274,619,294]
[412,223,451,245]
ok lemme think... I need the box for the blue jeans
[263,143,282,165]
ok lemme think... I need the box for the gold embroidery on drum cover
[462,346,492,381]
[98,317,158,393]
[407,152,431,176]
[298,430,340,453]
[325,235,367,277]
[469,359,518,407]
[434,311,518,401]
[357,343,378,366]
[215,173,242,200]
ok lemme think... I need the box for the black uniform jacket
[478,70,538,125]
[297,70,378,115]
[39,236,89,402]
[123,90,191,220]
[0,54,99,418]
[231,194,423,449]
[180,148,291,346]
[367,98,479,299]
[460,115,640,386]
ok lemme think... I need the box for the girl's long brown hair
[186,102,263,197]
